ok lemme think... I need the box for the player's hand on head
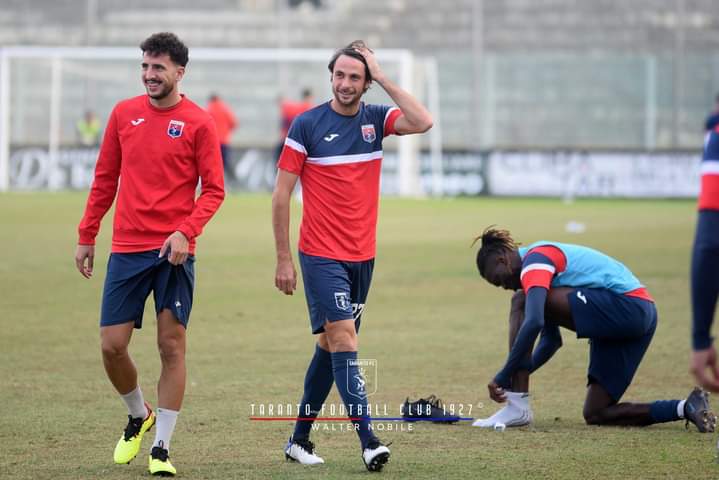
[159,231,190,265]
[74,244,95,279]
[487,380,507,403]
[353,42,384,83]
[275,258,297,295]
[690,347,719,393]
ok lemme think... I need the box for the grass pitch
[1,192,716,479]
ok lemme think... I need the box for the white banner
[487,151,701,198]
[8,146,278,191]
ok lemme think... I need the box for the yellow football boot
[113,403,155,464]
[148,445,176,476]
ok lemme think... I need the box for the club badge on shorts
[361,124,376,143]
[334,292,351,311]
[167,119,185,138]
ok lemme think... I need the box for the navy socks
[293,344,334,441]
[649,399,681,424]
[331,351,377,449]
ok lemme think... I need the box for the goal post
[0,46,440,196]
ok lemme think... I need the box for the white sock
[152,408,179,453]
[506,391,530,410]
[677,399,686,419]
[120,386,148,419]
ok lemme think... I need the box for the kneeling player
[471,227,716,432]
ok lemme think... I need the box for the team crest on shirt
[167,119,185,138]
[361,124,376,143]
[334,292,351,311]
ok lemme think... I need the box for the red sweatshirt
[78,94,225,254]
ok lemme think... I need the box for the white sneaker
[284,437,324,465]
[362,440,390,472]
[473,393,533,428]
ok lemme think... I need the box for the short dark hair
[140,32,189,67]
[473,226,519,278]
[327,40,372,83]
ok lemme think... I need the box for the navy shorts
[100,250,195,329]
[298,252,374,334]
[568,288,657,402]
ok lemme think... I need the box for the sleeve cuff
[693,334,714,351]
[176,225,195,242]
[493,371,511,389]
[78,232,96,245]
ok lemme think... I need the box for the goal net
[0,46,438,195]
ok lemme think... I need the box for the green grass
[1,192,717,479]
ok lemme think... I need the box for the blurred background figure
[207,93,238,180]
[705,93,719,132]
[275,88,314,160]
[76,110,101,147]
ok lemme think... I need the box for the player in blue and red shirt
[272,40,432,472]
[690,128,719,392]
[472,227,715,432]
[74,33,224,476]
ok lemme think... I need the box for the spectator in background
[207,93,238,180]
[76,110,101,146]
[705,93,719,132]
[275,88,314,160]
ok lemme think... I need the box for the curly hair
[327,40,372,84]
[472,226,519,278]
[140,32,189,67]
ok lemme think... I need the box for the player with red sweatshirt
[74,32,224,477]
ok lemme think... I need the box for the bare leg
[544,288,576,331]
[583,383,653,426]
[157,309,186,410]
[323,319,357,352]
[100,322,137,395]
[317,332,331,351]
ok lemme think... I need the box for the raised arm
[354,46,433,135]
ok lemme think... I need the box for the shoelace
[295,439,316,454]
[366,439,393,451]
[122,415,144,441]
[423,395,444,409]
[151,447,169,462]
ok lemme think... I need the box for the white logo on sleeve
[323,133,340,142]
[576,291,587,304]
[131,118,145,126]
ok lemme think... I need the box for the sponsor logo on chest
[361,124,376,143]
[167,119,185,138]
